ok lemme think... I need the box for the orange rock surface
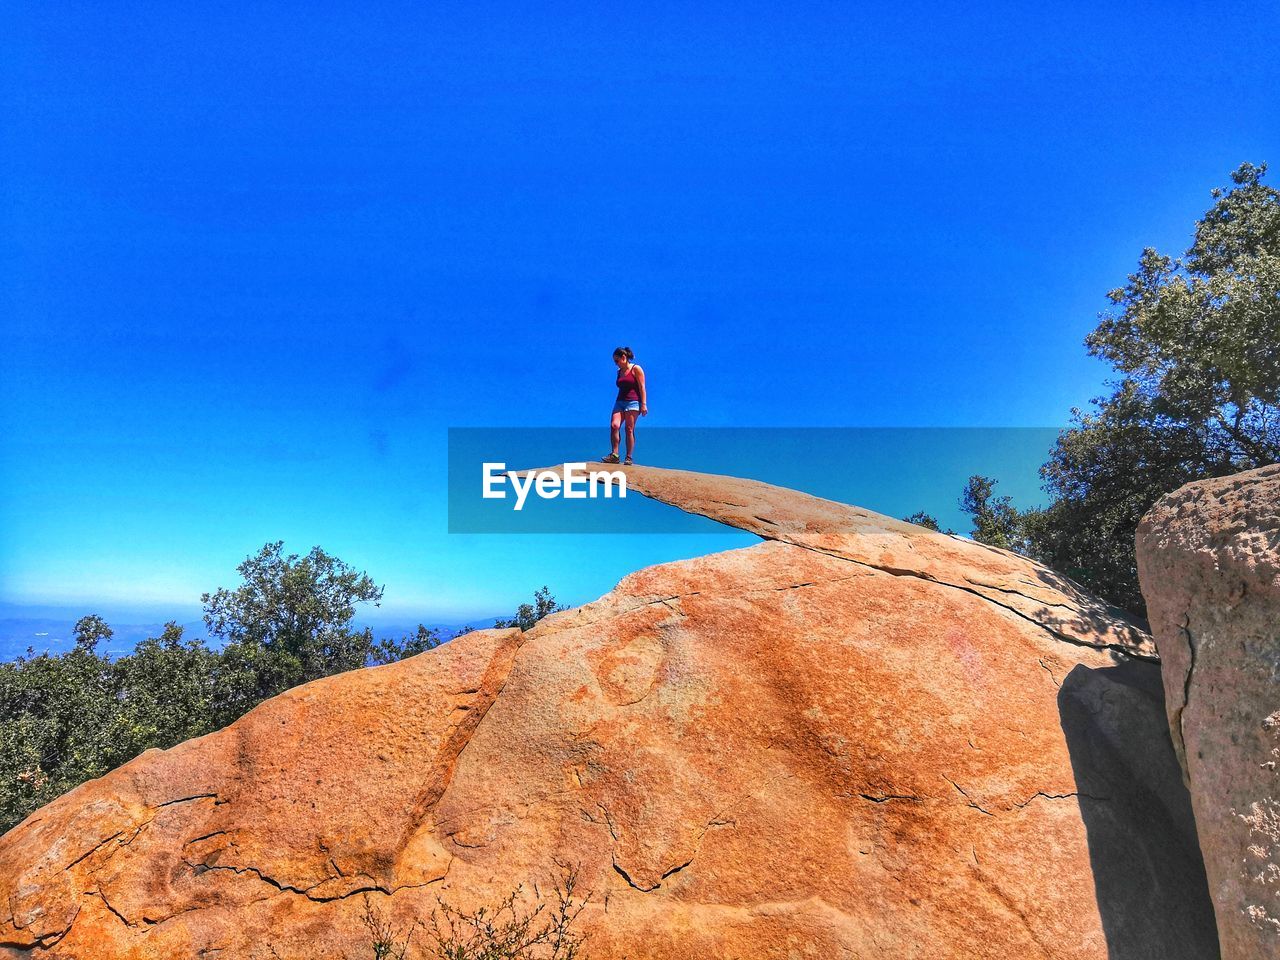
[1,467,1216,958]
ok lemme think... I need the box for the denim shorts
[613,399,641,414]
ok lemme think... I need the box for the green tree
[72,614,113,652]
[902,511,954,534]
[109,623,223,761]
[958,476,1039,554]
[0,619,119,830]
[1033,162,1280,614]
[495,587,565,631]
[201,541,385,695]
[370,625,444,666]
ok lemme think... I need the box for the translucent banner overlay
[448,427,1061,534]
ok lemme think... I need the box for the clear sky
[2,2,1277,625]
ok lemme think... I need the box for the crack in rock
[91,888,132,928]
[157,793,220,808]
[64,831,124,872]
[605,802,749,895]
[784,538,1152,660]
[611,860,655,892]
[182,859,445,906]
[943,776,995,817]
[1174,612,1197,773]
[1013,791,1112,808]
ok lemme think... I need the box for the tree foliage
[1,543,442,834]
[369,625,444,667]
[952,163,1279,613]
[1029,162,1280,614]
[202,541,385,691]
[957,476,1038,554]
[494,587,566,632]
[902,511,953,534]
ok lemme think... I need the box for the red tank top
[616,366,639,401]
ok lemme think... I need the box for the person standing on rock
[603,346,647,465]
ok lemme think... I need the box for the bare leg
[623,411,638,461]
[610,411,622,456]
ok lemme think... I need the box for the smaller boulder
[1138,463,1280,959]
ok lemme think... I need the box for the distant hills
[0,609,499,661]
[0,617,207,659]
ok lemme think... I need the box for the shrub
[358,863,589,960]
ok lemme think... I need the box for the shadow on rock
[1058,661,1219,959]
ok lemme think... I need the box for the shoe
[601,453,620,463]
[623,457,634,465]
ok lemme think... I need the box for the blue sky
[2,2,1278,625]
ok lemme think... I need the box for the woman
[602,346,647,464]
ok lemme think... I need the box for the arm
[635,365,648,414]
